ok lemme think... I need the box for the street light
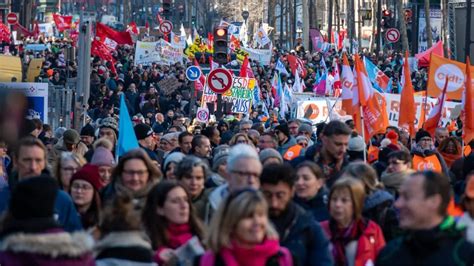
[241,10,249,23]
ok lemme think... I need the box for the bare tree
[397,0,409,52]
[424,0,433,48]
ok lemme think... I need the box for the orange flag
[341,53,354,115]
[353,55,389,143]
[399,51,416,137]
[464,56,474,144]
[424,77,448,136]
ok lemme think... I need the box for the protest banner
[157,76,182,95]
[135,40,183,66]
[202,76,256,114]
[427,54,474,100]
[295,93,461,128]
[241,47,272,65]
[0,82,48,122]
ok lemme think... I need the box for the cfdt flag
[399,51,416,137]
[117,94,139,158]
[340,53,354,115]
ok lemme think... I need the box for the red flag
[96,23,133,45]
[463,57,474,144]
[145,21,149,31]
[12,23,33,37]
[127,22,139,35]
[157,13,163,25]
[287,55,307,78]
[33,21,40,38]
[424,77,449,136]
[207,32,213,51]
[194,59,206,92]
[53,14,73,32]
[0,23,10,42]
[91,40,116,75]
[399,51,416,137]
[239,56,249,77]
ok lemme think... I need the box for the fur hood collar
[0,231,94,258]
[94,231,152,256]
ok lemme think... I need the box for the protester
[199,189,293,266]
[376,171,474,265]
[411,129,449,175]
[434,127,450,147]
[54,151,86,192]
[191,135,212,164]
[134,123,160,162]
[163,151,186,180]
[259,148,284,166]
[94,195,155,265]
[177,132,194,154]
[259,132,278,150]
[142,181,204,265]
[275,123,303,161]
[437,137,462,169]
[70,164,104,229]
[91,146,115,187]
[229,133,252,146]
[381,151,414,197]
[260,164,333,266]
[294,161,330,221]
[175,156,214,222]
[101,149,161,210]
[80,123,96,149]
[0,176,94,265]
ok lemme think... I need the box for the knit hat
[63,129,80,145]
[296,135,309,144]
[161,132,179,143]
[386,131,399,144]
[348,136,366,152]
[163,152,186,170]
[100,117,119,135]
[213,150,229,172]
[134,123,153,140]
[380,138,392,148]
[275,124,290,137]
[70,164,103,191]
[80,123,95,137]
[298,123,313,134]
[10,175,58,220]
[91,147,115,167]
[259,148,283,164]
[415,130,431,143]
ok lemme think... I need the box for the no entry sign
[207,68,233,94]
[6,13,18,25]
[385,28,400,43]
[159,20,173,35]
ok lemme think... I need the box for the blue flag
[116,94,139,158]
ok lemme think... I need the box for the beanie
[163,152,186,171]
[63,129,80,145]
[415,130,431,143]
[70,164,103,191]
[259,148,283,164]
[275,124,290,137]
[100,117,119,136]
[80,123,95,137]
[348,136,366,152]
[10,175,58,220]
[380,138,392,148]
[386,131,399,144]
[298,123,313,134]
[213,150,229,172]
[91,146,115,167]
[134,123,154,140]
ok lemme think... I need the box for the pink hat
[91,147,115,167]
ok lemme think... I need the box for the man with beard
[260,163,332,266]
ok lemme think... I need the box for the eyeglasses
[122,169,148,177]
[230,170,260,180]
[62,167,78,172]
[71,183,93,191]
[419,137,432,142]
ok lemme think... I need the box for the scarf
[167,223,193,249]
[329,218,367,266]
[220,239,281,266]
[439,151,461,168]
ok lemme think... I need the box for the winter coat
[363,190,399,241]
[0,184,82,232]
[276,203,333,266]
[321,220,386,266]
[0,229,94,266]
[192,187,214,224]
[277,137,301,159]
[94,231,156,266]
[376,216,474,266]
[294,187,330,222]
[411,146,450,177]
[206,184,229,221]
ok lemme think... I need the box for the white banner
[134,40,183,66]
[296,93,461,128]
[418,9,442,53]
[0,82,48,123]
[38,23,54,37]
[241,47,272,65]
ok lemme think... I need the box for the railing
[48,85,75,130]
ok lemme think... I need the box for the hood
[280,137,297,150]
[0,231,93,258]
[364,189,394,210]
[94,231,152,257]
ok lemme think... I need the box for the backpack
[199,247,293,266]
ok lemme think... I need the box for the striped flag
[341,53,354,115]
[424,77,449,136]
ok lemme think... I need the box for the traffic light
[162,0,172,19]
[213,26,228,65]
[381,9,393,29]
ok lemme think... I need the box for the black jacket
[376,217,474,266]
[293,187,330,222]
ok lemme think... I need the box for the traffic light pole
[466,0,472,60]
[376,0,382,53]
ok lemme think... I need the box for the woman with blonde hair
[197,189,293,266]
[321,178,385,266]
[228,133,253,147]
[54,152,86,191]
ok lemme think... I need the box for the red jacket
[320,220,385,266]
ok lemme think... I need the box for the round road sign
[186,66,201,81]
[159,20,173,35]
[196,107,209,123]
[6,13,18,25]
[385,28,400,43]
[207,68,233,94]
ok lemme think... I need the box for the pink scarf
[220,239,281,266]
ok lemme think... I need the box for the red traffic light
[382,10,391,17]
[216,29,226,37]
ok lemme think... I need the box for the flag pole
[360,105,367,163]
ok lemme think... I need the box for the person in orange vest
[411,129,450,176]
[274,123,304,161]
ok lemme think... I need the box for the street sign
[159,20,173,35]
[6,13,18,25]
[196,107,210,123]
[385,28,400,43]
[186,65,201,81]
[207,68,233,94]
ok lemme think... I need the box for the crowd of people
[0,36,473,265]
